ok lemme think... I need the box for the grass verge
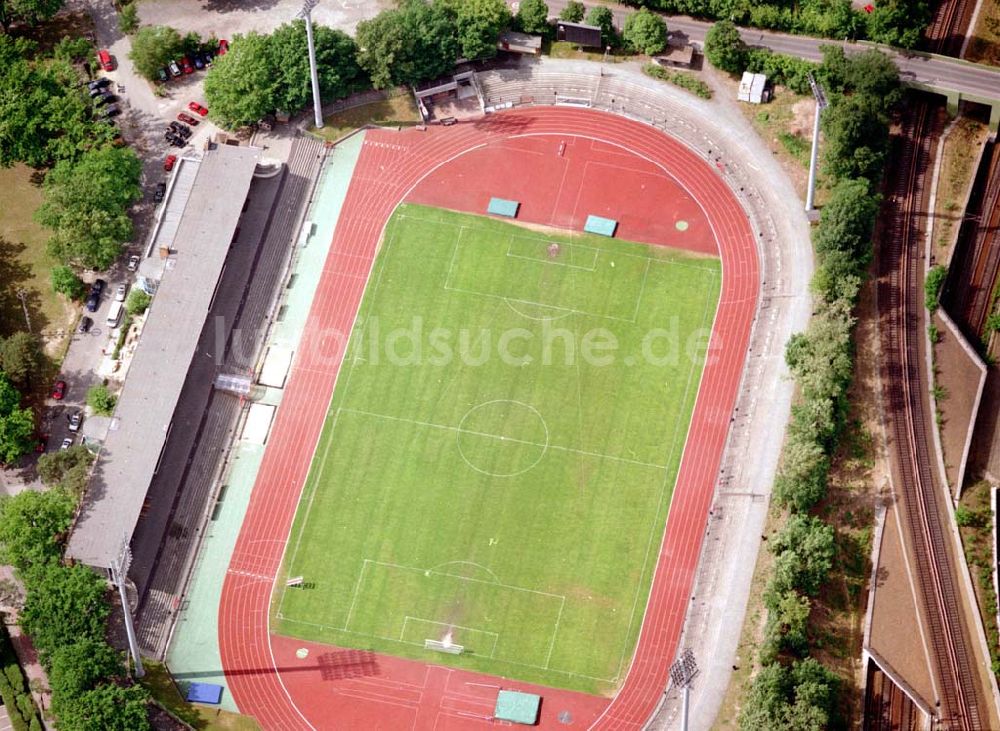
[956,481,1000,680]
[966,3,1000,67]
[933,117,989,254]
[139,661,261,731]
[308,94,421,142]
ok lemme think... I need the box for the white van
[106,300,124,328]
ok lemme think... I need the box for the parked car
[168,60,182,77]
[193,54,204,70]
[169,121,192,137]
[87,77,112,91]
[203,47,215,65]
[77,315,93,333]
[97,49,114,71]
[68,411,82,433]
[177,112,199,126]
[51,380,67,400]
[165,132,186,148]
[100,104,121,119]
[188,101,208,116]
[164,154,177,171]
[180,56,194,74]
[91,278,106,296]
[115,283,128,302]
[94,91,116,106]
[60,437,74,450]
[157,67,169,83]
[85,292,99,312]
[154,182,166,202]
[128,255,140,272]
[217,39,229,55]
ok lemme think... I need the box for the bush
[585,6,616,47]
[516,0,550,35]
[642,63,712,99]
[125,289,151,316]
[51,265,85,299]
[86,384,116,416]
[925,265,947,313]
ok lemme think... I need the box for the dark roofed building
[555,21,603,48]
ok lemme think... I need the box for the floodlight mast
[805,72,828,213]
[297,0,324,129]
[111,535,145,678]
[669,649,699,731]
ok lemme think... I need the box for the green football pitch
[274,204,720,695]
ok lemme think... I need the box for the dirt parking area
[138,0,392,39]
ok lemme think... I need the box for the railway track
[865,661,921,731]
[944,144,1000,340]
[925,0,975,56]
[875,101,984,729]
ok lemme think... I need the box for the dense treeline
[0,625,42,731]
[625,0,929,48]
[704,28,900,729]
[0,447,152,730]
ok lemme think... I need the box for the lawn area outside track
[273,204,721,696]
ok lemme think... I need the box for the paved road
[539,0,1000,100]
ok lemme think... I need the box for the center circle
[457,400,549,477]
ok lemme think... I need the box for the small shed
[497,30,542,55]
[654,43,694,69]
[494,690,541,725]
[555,21,603,48]
[737,72,770,104]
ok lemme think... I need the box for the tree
[54,683,150,731]
[0,37,52,167]
[51,265,85,299]
[705,20,747,73]
[48,640,122,701]
[865,0,928,49]
[516,0,549,35]
[128,25,184,82]
[622,8,667,55]
[454,0,510,61]
[559,0,585,22]
[821,93,889,183]
[20,563,109,658]
[769,514,836,595]
[739,662,790,731]
[203,32,277,128]
[0,373,33,464]
[117,2,138,34]
[86,384,116,416]
[37,146,141,269]
[1,332,38,387]
[0,0,64,32]
[586,6,616,47]
[813,177,880,263]
[124,289,151,317]
[356,1,458,89]
[267,21,363,114]
[0,489,75,571]
[761,589,811,662]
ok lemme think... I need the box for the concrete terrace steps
[134,134,328,659]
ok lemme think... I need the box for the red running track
[218,107,758,730]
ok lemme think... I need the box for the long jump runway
[218,107,759,730]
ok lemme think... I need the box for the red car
[164,154,177,171]
[97,49,115,71]
[51,380,67,400]
[188,101,209,116]
[180,56,194,74]
[177,112,199,126]
[217,39,229,56]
